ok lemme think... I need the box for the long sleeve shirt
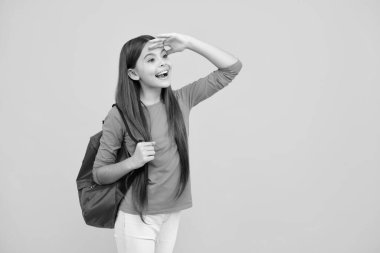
[93,59,243,214]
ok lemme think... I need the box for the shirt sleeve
[175,59,243,109]
[93,106,125,170]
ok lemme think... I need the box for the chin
[149,76,171,88]
[157,80,171,88]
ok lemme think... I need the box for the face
[128,41,172,89]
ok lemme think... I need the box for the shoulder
[103,106,125,132]
[172,89,188,109]
[107,105,120,118]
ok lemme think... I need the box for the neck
[140,86,162,106]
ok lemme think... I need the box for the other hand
[131,141,156,168]
[148,32,192,55]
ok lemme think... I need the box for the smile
[155,70,169,79]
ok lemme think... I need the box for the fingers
[155,33,174,38]
[139,141,156,147]
[143,146,155,151]
[156,35,171,39]
[148,38,165,44]
[148,42,165,51]
[145,150,156,156]
[148,37,173,50]
[146,141,156,146]
[148,43,164,50]
[148,38,164,43]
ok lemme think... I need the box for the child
[92,33,242,253]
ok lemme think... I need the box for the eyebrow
[144,49,166,59]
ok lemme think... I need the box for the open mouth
[155,70,169,79]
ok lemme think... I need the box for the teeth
[156,70,168,76]
[157,74,167,79]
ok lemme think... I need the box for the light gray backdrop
[1,0,379,252]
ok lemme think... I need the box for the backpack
[76,103,141,228]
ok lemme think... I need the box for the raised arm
[175,59,243,109]
[185,36,239,69]
[152,33,240,69]
[148,33,243,109]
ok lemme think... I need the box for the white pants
[114,210,182,253]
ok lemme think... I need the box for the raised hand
[148,33,192,55]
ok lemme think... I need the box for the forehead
[140,41,165,58]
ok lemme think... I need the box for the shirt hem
[119,202,193,215]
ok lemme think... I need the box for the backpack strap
[112,103,143,144]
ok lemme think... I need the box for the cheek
[140,70,161,84]
[144,64,157,75]
[139,67,155,80]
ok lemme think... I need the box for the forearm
[93,157,138,185]
[186,36,239,69]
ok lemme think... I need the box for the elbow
[92,167,102,185]
[234,59,243,74]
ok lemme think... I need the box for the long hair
[115,35,189,224]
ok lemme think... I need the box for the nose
[159,59,166,67]
[159,56,168,66]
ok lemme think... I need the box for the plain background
[1,0,379,252]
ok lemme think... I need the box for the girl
[92,32,242,253]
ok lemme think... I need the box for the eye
[148,58,154,62]
[163,54,168,58]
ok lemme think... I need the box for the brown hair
[115,35,189,224]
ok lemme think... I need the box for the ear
[128,68,140,81]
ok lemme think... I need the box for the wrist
[124,156,138,171]
[185,35,198,51]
